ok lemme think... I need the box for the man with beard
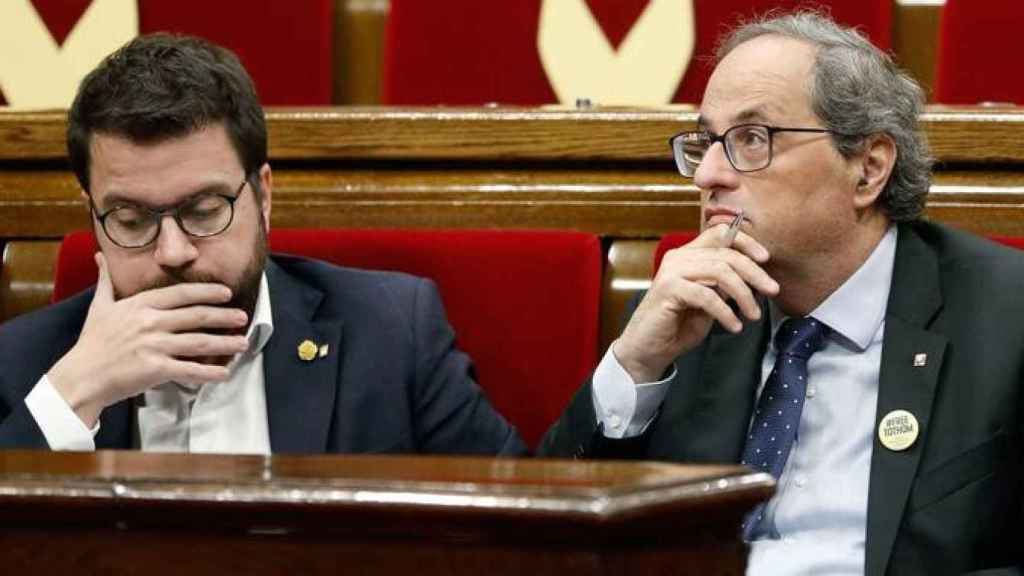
[0,34,525,456]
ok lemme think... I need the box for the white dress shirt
[593,226,897,576]
[25,273,275,455]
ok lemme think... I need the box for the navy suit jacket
[0,255,526,456]
[541,221,1024,575]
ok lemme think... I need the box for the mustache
[144,269,227,292]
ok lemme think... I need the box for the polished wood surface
[7,106,1024,162]
[894,1,943,100]
[0,450,772,574]
[602,240,656,354]
[0,241,58,322]
[2,106,1024,355]
[334,0,388,105]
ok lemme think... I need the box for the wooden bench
[3,105,1024,356]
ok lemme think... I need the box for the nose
[152,216,199,268]
[693,141,740,193]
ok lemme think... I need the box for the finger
[92,252,115,306]
[695,247,780,297]
[156,306,249,333]
[661,245,780,300]
[159,333,250,358]
[729,231,771,263]
[677,281,743,333]
[687,260,763,321]
[161,358,232,386]
[688,222,738,249]
[136,282,234,310]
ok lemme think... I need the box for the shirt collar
[245,272,274,356]
[771,225,897,352]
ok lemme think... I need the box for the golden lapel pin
[878,410,919,451]
[298,339,318,362]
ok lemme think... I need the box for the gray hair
[717,11,932,222]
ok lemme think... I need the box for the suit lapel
[649,316,768,462]
[864,225,946,576]
[262,260,343,454]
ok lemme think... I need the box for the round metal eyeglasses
[91,175,251,249]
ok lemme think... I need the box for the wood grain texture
[8,106,1024,163]
[0,450,770,575]
[893,2,943,101]
[4,107,1024,330]
[0,241,59,322]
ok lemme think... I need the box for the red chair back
[53,229,602,450]
[935,0,1024,104]
[653,231,700,272]
[382,0,890,106]
[0,1,333,106]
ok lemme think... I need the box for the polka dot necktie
[741,316,829,540]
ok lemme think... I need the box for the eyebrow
[696,105,777,133]
[100,182,238,211]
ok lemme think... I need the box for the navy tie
[741,316,829,539]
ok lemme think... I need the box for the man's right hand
[46,253,251,428]
[612,224,780,384]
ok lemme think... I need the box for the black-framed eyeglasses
[91,175,251,249]
[669,124,847,177]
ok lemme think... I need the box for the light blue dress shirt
[593,226,897,575]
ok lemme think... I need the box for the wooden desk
[0,451,772,574]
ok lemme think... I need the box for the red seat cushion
[653,231,700,272]
[2,1,334,106]
[935,0,1024,105]
[382,0,890,106]
[54,229,602,449]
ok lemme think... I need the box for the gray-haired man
[543,11,1024,575]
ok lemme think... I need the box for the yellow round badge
[878,410,919,452]
[297,339,318,362]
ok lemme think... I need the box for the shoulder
[903,221,1024,284]
[908,220,1024,268]
[0,290,92,344]
[0,290,92,392]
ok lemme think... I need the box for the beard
[114,221,269,368]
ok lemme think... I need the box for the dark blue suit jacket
[0,255,526,455]
[542,221,1024,575]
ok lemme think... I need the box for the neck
[771,213,891,318]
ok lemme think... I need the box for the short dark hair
[67,33,267,194]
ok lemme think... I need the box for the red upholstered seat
[53,229,603,449]
[382,0,890,106]
[653,231,700,272]
[935,0,1024,105]
[1,0,333,106]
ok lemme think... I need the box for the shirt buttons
[806,386,817,399]
[794,475,807,488]
[608,413,623,430]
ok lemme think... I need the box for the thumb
[92,251,114,306]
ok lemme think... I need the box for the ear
[852,133,896,210]
[257,163,272,230]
